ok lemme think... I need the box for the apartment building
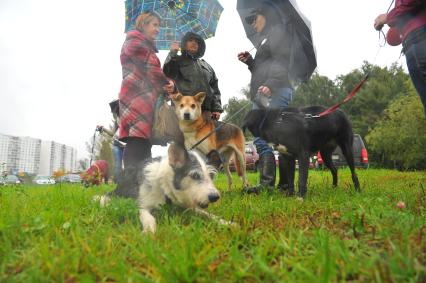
[39,141,78,175]
[0,133,77,175]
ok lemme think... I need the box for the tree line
[223,61,426,170]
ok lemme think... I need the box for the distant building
[0,133,77,175]
[39,141,78,175]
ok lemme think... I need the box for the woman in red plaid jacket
[116,11,175,198]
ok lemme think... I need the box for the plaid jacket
[119,30,169,140]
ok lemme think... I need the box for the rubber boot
[259,152,276,187]
[242,152,276,194]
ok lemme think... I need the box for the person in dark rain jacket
[238,3,294,192]
[163,32,223,121]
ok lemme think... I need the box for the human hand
[211,112,221,121]
[374,13,387,31]
[170,41,180,52]
[238,51,252,63]
[258,85,271,97]
[163,80,175,94]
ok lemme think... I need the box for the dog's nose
[184,112,190,120]
[208,194,220,203]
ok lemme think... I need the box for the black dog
[243,106,360,197]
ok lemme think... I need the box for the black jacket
[163,32,223,113]
[245,23,293,100]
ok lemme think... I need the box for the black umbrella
[237,0,317,87]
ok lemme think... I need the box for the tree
[222,86,252,138]
[291,73,341,107]
[366,87,426,170]
[78,159,88,171]
[338,62,411,138]
[98,137,114,174]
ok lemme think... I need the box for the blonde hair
[135,11,161,32]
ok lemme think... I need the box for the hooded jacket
[163,32,223,113]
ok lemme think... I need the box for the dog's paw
[218,218,239,228]
[142,222,157,234]
[241,186,260,195]
[98,195,111,207]
[92,195,101,202]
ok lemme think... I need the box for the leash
[305,14,395,120]
[189,102,252,150]
[305,74,370,119]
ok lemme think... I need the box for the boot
[277,154,289,192]
[242,152,276,194]
[112,164,139,198]
[259,152,276,187]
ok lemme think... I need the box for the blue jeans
[405,37,426,117]
[252,87,294,156]
[112,145,124,183]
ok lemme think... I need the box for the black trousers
[123,137,152,169]
[113,137,152,198]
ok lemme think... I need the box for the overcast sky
[0,0,405,159]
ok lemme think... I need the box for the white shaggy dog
[99,143,233,233]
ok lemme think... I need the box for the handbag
[151,93,184,146]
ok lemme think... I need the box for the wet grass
[0,169,425,282]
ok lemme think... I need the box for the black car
[317,134,369,169]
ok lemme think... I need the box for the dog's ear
[168,142,188,169]
[206,150,223,170]
[194,92,206,104]
[173,93,183,103]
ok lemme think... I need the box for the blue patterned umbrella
[125,0,224,50]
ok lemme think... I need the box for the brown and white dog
[172,92,248,190]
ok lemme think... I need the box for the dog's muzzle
[184,112,191,120]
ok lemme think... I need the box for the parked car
[58,174,81,183]
[3,175,21,185]
[317,134,369,169]
[230,142,259,172]
[32,175,56,185]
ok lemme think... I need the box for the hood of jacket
[180,32,206,59]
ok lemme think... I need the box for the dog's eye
[180,104,184,108]
[191,104,196,109]
[190,172,202,180]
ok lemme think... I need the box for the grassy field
[0,169,425,282]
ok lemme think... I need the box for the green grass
[0,169,425,282]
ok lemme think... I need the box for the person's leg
[114,137,152,198]
[123,138,152,169]
[405,39,426,117]
[247,87,294,193]
[112,145,123,183]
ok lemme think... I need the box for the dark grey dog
[243,106,360,197]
